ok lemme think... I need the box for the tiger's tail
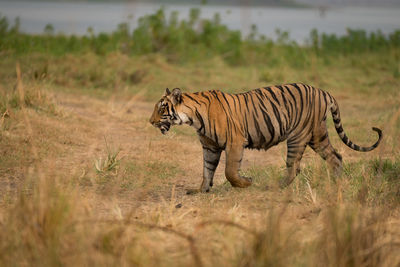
[330,97,382,152]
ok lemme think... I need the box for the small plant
[94,137,120,174]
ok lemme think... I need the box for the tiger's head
[149,88,183,134]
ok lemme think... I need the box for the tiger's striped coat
[149,84,382,193]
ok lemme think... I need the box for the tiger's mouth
[155,122,171,135]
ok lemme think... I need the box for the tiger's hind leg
[308,121,343,177]
[279,137,309,188]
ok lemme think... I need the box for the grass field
[1,10,400,267]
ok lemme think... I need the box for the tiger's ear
[171,88,182,105]
[164,88,171,96]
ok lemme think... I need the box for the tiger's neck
[178,93,209,135]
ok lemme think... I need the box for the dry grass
[0,54,399,266]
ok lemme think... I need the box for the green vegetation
[1,9,400,65]
[94,138,121,174]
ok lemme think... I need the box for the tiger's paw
[186,188,211,195]
[186,188,199,195]
[231,176,252,188]
[242,176,253,187]
[279,177,294,189]
[245,176,253,183]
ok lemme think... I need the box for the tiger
[149,84,382,194]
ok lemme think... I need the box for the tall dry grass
[1,174,399,266]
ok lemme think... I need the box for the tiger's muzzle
[153,121,171,135]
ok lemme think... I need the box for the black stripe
[282,85,296,128]
[288,144,302,150]
[319,133,328,143]
[212,92,230,136]
[246,132,254,148]
[249,93,260,118]
[291,83,304,130]
[201,92,210,101]
[213,123,219,146]
[264,87,280,104]
[207,110,212,136]
[243,107,249,133]
[322,91,328,117]
[320,143,330,152]
[195,109,205,134]
[335,125,343,133]
[254,93,275,144]
[221,93,233,115]
[264,87,286,137]
[182,103,194,110]
[275,85,285,92]
[303,84,309,105]
[229,93,237,112]
[280,90,290,115]
[203,146,219,153]
[302,86,311,128]
[255,88,263,96]
[184,94,200,105]
[270,100,284,137]
[205,165,216,171]
[279,91,290,133]
[243,93,250,112]
[215,94,234,143]
[304,85,316,129]
[316,89,322,121]
[170,105,178,120]
[251,106,267,147]
[236,94,242,112]
[199,94,212,137]
[333,150,342,160]
[205,159,219,166]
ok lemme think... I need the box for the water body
[1,1,399,42]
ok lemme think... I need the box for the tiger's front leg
[225,144,252,188]
[186,147,221,194]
